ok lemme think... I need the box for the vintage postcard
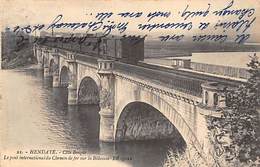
[1,0,260,167]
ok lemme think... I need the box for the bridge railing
[138,61,244,87]
[114,62,204,97]
[114,60,245,97]
[191,62,250,79]
[76,54,98,65]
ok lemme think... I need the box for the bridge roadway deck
[44,45,245,97]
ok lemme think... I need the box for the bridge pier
[98,59,116,142]
[38,52,43,69]
[99,109,115,142]
[52,74,60,87]
[67,53,78,105]
[68,87,78,105]
[43,50,51,77]
[43,67,51,77]
[34,46,43,69]
[51,49,60,87]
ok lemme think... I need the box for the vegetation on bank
[1,43,36,69]
[164,54,260,167]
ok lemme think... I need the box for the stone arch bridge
[34,44,243,154]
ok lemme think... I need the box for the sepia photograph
[0,0,259,166]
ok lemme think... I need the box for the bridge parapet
[197,82,227,117]
[97,59,114,75]
[66,52,77,63]
[114,61,204,97]
[51,48,59,55]
[58,49,69,58]
[114,72,201,105]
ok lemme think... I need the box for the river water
[0,67,184,167]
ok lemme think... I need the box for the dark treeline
[1,29,36,69]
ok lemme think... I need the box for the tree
[163,54,259,167]
[208,53,260,165]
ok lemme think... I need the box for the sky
[1,0,260,42]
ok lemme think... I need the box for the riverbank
[1,43,36,69]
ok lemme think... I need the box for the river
[0,67,184,167]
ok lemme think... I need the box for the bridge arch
[78,76,100,104]
[115,101,186,145]
[60,66,70,87]
[115,94,202,149]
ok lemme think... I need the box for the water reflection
[0,68,185,167]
